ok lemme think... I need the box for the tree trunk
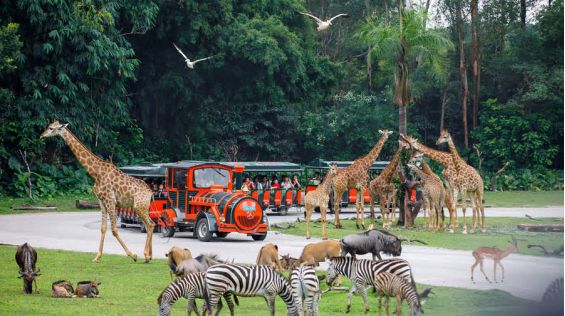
[440,81,449,131]
[456,2,469,148]
[471,0,481,130]
[365,0,373,91]
[520,0,526,28]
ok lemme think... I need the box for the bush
[486,169,564,191]
[12,164,92,199]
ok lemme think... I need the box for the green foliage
[473,99,558,171]
[488,169,564,192]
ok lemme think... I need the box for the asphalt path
[0,206,562,302]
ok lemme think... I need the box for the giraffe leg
[369,196,375,230]
[305,203,312,239]
[333,188,343,229]
[477,191,486,233]
[451,187,460,232]
[320,206,328,240]
[108,209,138,261]
[357,189,365,230]
[93,202,108,263]
[469,193,478,234]
[379,194,387,228]
[137,202,155,263]
[459,190,468,234]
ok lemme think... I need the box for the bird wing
[192,56,214,64]
[173,43,189,61]
[299,12,323,24]
[328,13,349,23]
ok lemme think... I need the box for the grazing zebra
[327,256,416,313]
[157,272,237,316]
[205,264,300,316]
[374,272,422,316]
[291,265,320,316]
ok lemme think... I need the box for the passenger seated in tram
[271,178,281,189]
[241,176,253,193]
[309,172,321,185]
[291,175,302,189]
[156,184,167,198]
[260,176,270,190]
[281,176,293,189]
[253,175,261,190]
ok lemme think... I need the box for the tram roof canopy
[222,161,303,172]
[306,158,389,170]
[120,163,167,177]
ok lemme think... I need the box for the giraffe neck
[379,148,402,182]
[447,138,467,171]
[318,173,336,193]
[415,144,453,168]
[409,165,427,181]
[61,128,103,179]
[357,134,388,171]
[420,160,434,176]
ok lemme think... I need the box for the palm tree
[357,8,454,135]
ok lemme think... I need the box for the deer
[471,236,517,283]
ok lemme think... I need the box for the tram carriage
[118,161,268,241]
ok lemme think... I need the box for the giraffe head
[40,120,68,139]
[378,129,394,139]
[399,134,421,151]
[408,152,424,167]
[329,163,338,175]
[435,129,451,146]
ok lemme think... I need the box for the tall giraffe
[332,130,393,229]
[368,143,406,228]
[436,129,485,233]
[40,121,155,262]
[399,134,460,233]
[304,164,338,240]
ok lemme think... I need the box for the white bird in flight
[173,43,214,69]
[299,12,349,31]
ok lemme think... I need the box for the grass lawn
[484,190,563,207]
[0,193,96,215]
[0,245,539,316]
[273,217,564,257]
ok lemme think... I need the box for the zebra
[290,265,320,316]
[326,256,416,313]
[374,272,422,316]
[541,277,564,315]
[205,264,301,316]
[157,272,238,316]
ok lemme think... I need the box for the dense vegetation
[0,0,562,197]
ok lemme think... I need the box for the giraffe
[399,134,460,233]
[304,164,338,240]
[40,121,155,262]
[368,143,405,228]
[436,129,485,233]
[332,130,393,229]
[407,156,446,231]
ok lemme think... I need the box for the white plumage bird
[173,43,214,69]
[299,12,349,31]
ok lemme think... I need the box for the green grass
[274,217,564,257]
[0,193,96,215]
[484,190,564,207]
[0,245,539,316]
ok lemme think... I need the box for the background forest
[0,0,562,197]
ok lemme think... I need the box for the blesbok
[15,243,40,294]
[471,236,517,283]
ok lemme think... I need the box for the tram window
[174,169,187,189]
[194,168,230,188]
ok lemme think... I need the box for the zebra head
[327,257,351,286]
[157,296,173,316]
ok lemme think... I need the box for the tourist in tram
[281,176,293,189]
[241,176,253,193]
[291,175,302,189]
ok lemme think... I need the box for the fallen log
[517,224,563,232]
[528,244,564,255]
[12,204,57,211]
[525,214,541,221]
[75,200,100,209]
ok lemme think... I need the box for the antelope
[471,236,517,283]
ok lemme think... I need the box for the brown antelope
[471,236,517,283]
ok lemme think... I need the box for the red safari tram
[119,161,268,241]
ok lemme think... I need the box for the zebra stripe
[291,265,320,316]
[327,256,416,313]
[206,264,300,316]
[375,272,422,316]
[157,272,236,316]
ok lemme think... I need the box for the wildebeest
[280,254,300,271]
[256,243,284,270]
[52,280,74,298]
[165,246,193,280]
[15,243,40,294]
[75,281,100,298]
[340,229,403,260]
[175,254,223,276]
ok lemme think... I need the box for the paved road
[0,207,562,302]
